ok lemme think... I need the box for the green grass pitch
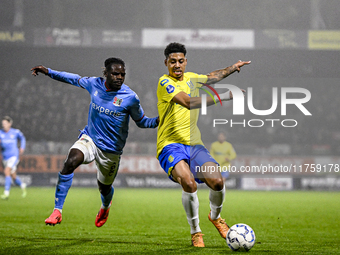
[0,187,339,254]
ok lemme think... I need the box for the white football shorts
[70,134,120,185]
[2,156,19,173]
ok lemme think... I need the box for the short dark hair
[104,57,125,70]
[164,42,187,58]
[2,116,13,124]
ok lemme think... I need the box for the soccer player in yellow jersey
[210,132,237,181]
[157,42,250,247]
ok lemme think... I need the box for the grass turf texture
[0,187,339,255]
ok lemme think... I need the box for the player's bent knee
[61,150,84,174]
[181,178,197,193]
[4,167,11,176]
[63,158,80,171]
[209,178,224,191]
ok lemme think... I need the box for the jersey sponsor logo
[92,102,121,117]
[166,85,175,94]
[113,97,123,106]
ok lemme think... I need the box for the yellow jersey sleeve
[157,76,182,102]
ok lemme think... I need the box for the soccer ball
[226,223,256,251]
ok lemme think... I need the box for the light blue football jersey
[48,69,157,154]
[0,128,26,160]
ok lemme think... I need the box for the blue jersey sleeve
[47,68,82,87]
[78,77,102,93]
[135,115,159,128]
[17,130,26,150]
[130,94,158,129]
[47,69,100,94]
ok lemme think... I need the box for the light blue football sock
[101,186,114,209]
[4,176,12,191]
[13,177,22,186]
[55,172,74,210]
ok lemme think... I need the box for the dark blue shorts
[158,143,218,184]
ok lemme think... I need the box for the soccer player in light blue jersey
[31,58,158,227]
[1,116,27,200]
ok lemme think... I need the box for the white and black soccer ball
[226,223,256,251]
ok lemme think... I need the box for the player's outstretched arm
[130,95,159,128]
[172,89,245,110]
[206,60,251,85]
[172,91,224,109]
[31,65,82,86]
[135,115,159,128]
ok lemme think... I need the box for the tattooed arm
[206,60,251,85]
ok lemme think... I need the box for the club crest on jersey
[187,81,195,89]
[113,97,123,106]
[80,137,89,143]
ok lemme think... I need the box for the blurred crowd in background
[1,0,339,156]
[2,0,340,30]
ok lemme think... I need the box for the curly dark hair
[104,57,125,70]
[164,42,187,58]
